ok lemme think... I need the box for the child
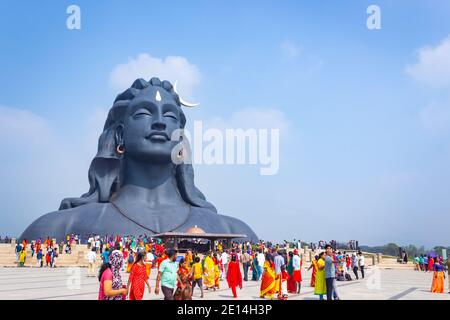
[191,257,204,298]
[36,249,43,268]
[278,265,289,300]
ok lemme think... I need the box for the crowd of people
[412,254,450,293]
[9,235,450,299]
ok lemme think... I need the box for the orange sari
[431,270,445,293]
[260,261,276,299]
[310,260,318,287]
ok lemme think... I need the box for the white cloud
[109,54,201,96]
[281,40,302,59]
[406,36,450,89]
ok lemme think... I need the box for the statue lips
[147,131,170,142]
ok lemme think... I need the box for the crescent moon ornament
[173,81,200,107]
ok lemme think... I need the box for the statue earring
[116,144,125,154]
[177,148,184,160]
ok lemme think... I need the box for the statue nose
[151,118,166,131]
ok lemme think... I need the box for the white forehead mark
[155,90,162,102]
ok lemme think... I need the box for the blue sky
[1,1,450,247]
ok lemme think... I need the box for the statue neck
[117,159,184,207]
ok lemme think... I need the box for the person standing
[221,250,229,278]
[15,243,22,263]
[260,254,277,299]
[18,248,26,267]
[240,250,252,281]
[86,248,97,277]
[314,252,326,300]
[227,254,243,298]
[144,250,155,278]
[292,249,302,294]
[445,259,450,293]
[357,251,365,279]
[325,244,338,300]
[203,252,216,291]
[36,249,43,268]
[127,252,151,300]
[431,260,446,293]
[256,250,265,280]
[274,251,285,298]
[155,249,179,300]
[308,255,319,287]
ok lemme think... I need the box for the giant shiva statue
[20,77,258,242]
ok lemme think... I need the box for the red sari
[428,258,434,271]
[226,261,242,298]
[128,263,148,300]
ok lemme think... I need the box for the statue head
[59,77,216,212]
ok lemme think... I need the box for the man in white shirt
[358,251,365,279]
[85,248,97,277]
[256,250,265,280]
[292,250,302,294]
[221,251,229,277]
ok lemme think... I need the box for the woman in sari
[226,253,242,298]
[308,255,319,287]
[127,252,151,300]
[314,253,326,300]
[251,253,259,281]
[260,254,277,299]
[287,252,297,293]
[428,257,435,272]
[174,258,194,300]
[203,252,216,290]
[431,261,446,293]
[185,250,193,271]
[213,253,221,289]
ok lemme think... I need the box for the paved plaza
[0,266,449,300]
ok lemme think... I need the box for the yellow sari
[203,256,216,288]
[214,260,220,288]
[314,258,326,295]
[260,261,276,299]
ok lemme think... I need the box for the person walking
[127,252,151,300]
[155,249,179,300]
[98,261,128,300]
[174,258,193,300]
[227,253,243,298]
[86,248,97,277]
[191,256,204,298]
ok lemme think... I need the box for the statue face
[121,87,182,163]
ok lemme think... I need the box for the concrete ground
[1,265,449,300]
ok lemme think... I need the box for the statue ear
[115,123,124,146]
